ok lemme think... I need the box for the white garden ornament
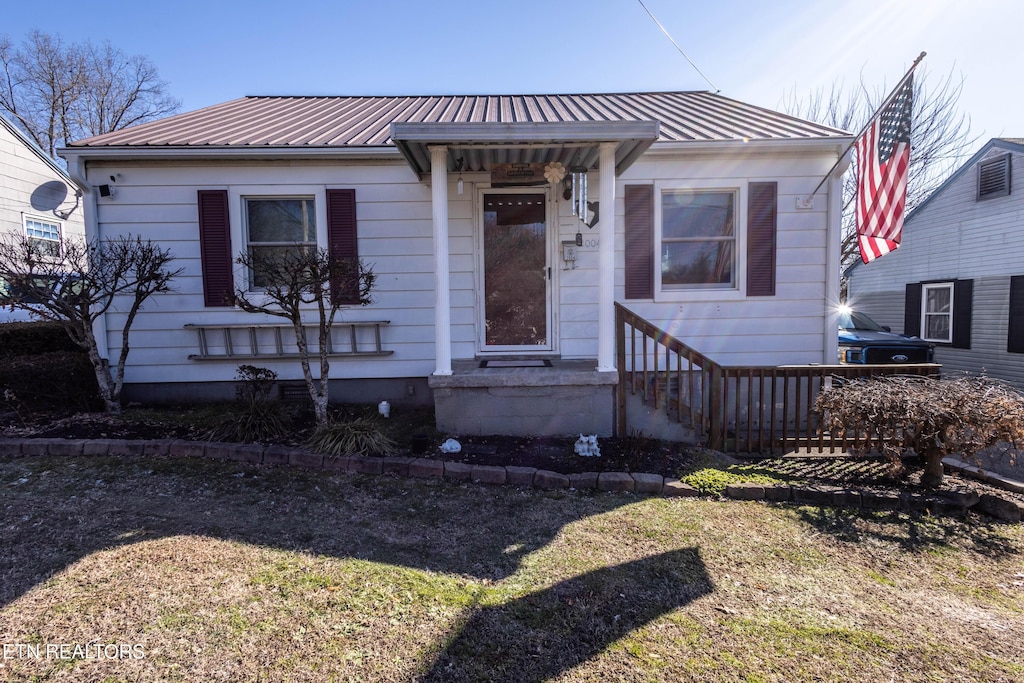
[574,434,601,457]
[440,438,462,454]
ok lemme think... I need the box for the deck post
[615,303,626,436]
[708,363,724,451]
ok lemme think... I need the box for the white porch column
[596,141,617,372]
[430,145,453,375]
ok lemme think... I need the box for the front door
[479,190,552,352]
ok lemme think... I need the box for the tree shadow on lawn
[793,505,1022,557]
[0,455,714,679]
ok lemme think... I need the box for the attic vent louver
[977,153,1011,200]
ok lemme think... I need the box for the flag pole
[808,51,927,198]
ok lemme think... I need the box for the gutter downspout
[824,149,852,364]
[65,153,110,361]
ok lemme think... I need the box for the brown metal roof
[67,92,848,149]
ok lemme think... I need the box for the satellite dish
[30,181,69,212]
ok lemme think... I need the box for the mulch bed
[3,407,1023,509]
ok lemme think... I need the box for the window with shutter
[978,154,1011,200]
[906,279,972,348]
[624,185,654,300]
[326,188,359,305]
[197,190,234,307]
[746,182,777,296]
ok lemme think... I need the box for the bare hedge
[814,374,1023,487]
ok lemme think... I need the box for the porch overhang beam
[390,121,659,178]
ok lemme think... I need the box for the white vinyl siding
[81,144,840,387]
[1,122,84,247]
[848,143,1024,388]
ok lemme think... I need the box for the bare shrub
[815,374,1024,487]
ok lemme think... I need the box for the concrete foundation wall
[433,384,615,437]
[121,377,434,408]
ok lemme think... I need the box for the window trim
[921,281,954,343]
[653,180,746,302]
[22,213,62,255]
[228,186,328,294]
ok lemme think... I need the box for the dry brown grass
[1,455,1022,682]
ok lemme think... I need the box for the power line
[636,0,720,93]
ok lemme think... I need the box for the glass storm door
[481,191,551,350]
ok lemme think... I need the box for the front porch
[429,359,618,437]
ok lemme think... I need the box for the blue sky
[4,0,1021,149]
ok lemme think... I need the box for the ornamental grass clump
[308,417,398,457]
[814,373,1024,487]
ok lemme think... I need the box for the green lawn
[1,455,1022,682]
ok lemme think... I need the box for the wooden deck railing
[615,303,941,455]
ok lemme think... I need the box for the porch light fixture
[455,157,465,195]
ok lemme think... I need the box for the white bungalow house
[59,92,850,437]
[1,115,85,321]
[847,138,1024,387]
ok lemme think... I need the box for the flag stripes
[855,77,913,264]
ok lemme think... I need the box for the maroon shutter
[746,181,777,296]
[327,188,358,305]
[624,185,654,300]
[197,190,233,307]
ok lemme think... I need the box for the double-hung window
[921,282,954,343]
[23,214,62,256]
[661,189,736,289]
[244,197,316,290]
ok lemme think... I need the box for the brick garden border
[1,437,1022,522]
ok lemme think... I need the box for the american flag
[855,76,914,263]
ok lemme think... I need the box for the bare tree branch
[234,247,376,428]
[0,234,182,413]
[0,30,180,159]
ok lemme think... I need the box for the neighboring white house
[59,92,850,436]
[847,138,1024,387]
[1,115,86,321]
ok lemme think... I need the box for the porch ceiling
[390,120,659,179]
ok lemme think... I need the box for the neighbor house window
[905,279,972,349]
[921,282,954,343]
[244,197,316,289]
[23,215,61,256]
[661,189,736,289]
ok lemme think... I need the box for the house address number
[580,239,599,248]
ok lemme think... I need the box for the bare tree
[233,247,376,428]
[0,235,181,413]
[0,30,179,158]
[783,67,979,271]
